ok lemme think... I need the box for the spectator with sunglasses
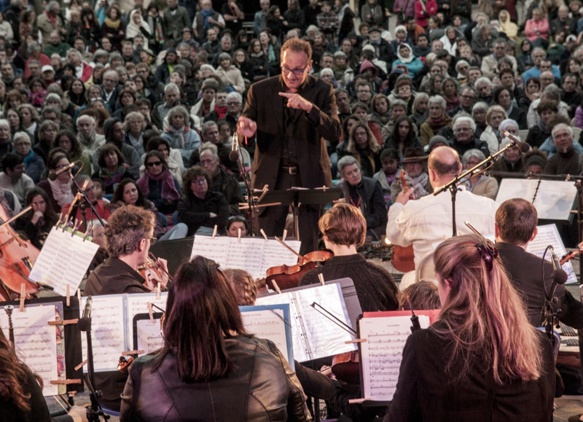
[136,150,182,215]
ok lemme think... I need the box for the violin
[560,249,582,266]
[0,205,40,301]
[137,253,172,292]
[331,351,360,385]
[391,173,415,273]
[265,239,333,291]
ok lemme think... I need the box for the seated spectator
[420,96,452,146]
[390,147,432,200]
[543,123,582,175]
[480,105,508,154]
[36,152,74,213]
[161,105,201,164]
[373,148,402,206]
[337,118,382,178]
[142,137,184,184]
[461,149,499,199]
[392,44,423,78]
[524,8,549,49]
[14,187,59,249]
[93,143,133,195]
[449,115,491,158]
[0,153,34,205]
[198,143,243,216]
[136,151,182,215]
[176,166,229,236]
[56,130,92,177]
[110,178,187,240]
[12,132,45,184]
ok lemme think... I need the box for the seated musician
[386,146,498,289]
[301,203,399,312]
[84,205,168,412]
[495,198,583,328]
[120,256,311,421]
[0,326,86,421]
[387,234,555,421]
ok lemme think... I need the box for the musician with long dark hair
[120,255,310,421]
[386,234,555,421]
[0,326,51,421]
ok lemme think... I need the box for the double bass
[391,172,415,272]
[0,204,40,301]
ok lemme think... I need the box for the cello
[0,204,40,301]
[391,172,415,272]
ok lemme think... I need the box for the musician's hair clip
[475,243,498,272]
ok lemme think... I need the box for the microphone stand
[78,298,109,422]
[432,138,520,237]
[233,133,259,236]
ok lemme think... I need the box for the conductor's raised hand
[279,92,313,113]
[237,116,257,138]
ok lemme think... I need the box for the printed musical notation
[0,305,60,396]
[29,227,99,296]
[126,292,168,346]
[256,284,355,362]
[190,236,301,279]
[240,304,292,364]
[81,295,125,372]
[527,224,577,284]
[359,313,432,402]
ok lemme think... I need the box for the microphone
[48,160,81,181]
[502,131,531,153]
[78,296,93,332]
[550,248,568,285]
[228,133,240,162]
[83,296,93,320]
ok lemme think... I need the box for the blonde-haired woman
[386,234,555,421]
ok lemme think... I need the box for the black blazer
[242,75,341,191]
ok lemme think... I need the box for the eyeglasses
[454,127,472,132]
[282,64,308,76]
[227,102,241,106]
[146,236,157,244]
[147,161,162,167]
[192,178,207,185]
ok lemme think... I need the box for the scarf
[136,169,181,201]
[22,149,35,167]
[405,172,429,199]
[100,165,126,187]
[214,104,227,120]
[104,17,120,29]
[202,9,215,30]
[428,114,451,131]
[48,178,74,208]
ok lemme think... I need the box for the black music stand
[256,187,342,240]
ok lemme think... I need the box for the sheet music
[526,224,577,284]
[29,227,99,296]
[359,315,430,401]
[134,317,164,354]
[0,305,60,396]
[126,293,168,346]
[496,179,576,221]
[240,304,292,364]
[81,295,125,372]
[256,284,355,362]
[190,236,229,266]
[191,236,301,279]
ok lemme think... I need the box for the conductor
[237,37,341,254]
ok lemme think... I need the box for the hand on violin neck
[396,187,415,205]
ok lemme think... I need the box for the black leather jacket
[120,336,311,421]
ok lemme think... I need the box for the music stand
[256,187,343,240]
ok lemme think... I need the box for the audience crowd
[0,0,580,242]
